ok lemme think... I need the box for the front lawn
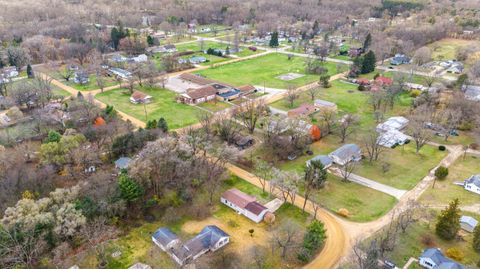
[196,101,232,112]
[421,154,480,206]
[64,74,119,91]
[95,87,202,129]
[194,53,340,88]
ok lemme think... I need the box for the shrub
[446,247,464,262]
[358,85,366,91]
[438,145,446,151]
[470,143,479,150]
[420,234,436,247]
[410,89,422,97]
[338,208,350,217]
[435,166,449,180]
[227,220,239,227]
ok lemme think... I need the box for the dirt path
[226,164,349,269]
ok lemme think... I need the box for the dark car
[248,46,257,51]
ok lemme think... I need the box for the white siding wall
[465,183,480,195]
[419,258,436,269]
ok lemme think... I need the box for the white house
[108,67,132,79]
[378,129,410,148]
[464,175,480,195]
[130,54,148,63]
[328,144,362,166]
[460,215,478,233]
[419,248,466,269]
[2,67,19,78]
[221,188,269,223]
[376,116,409,133]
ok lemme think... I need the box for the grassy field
[194,53,340,88]
[421,154,480,206]
[95,87,201,129]
[63,74,119,91]
[196,100,232,112]
[373,210,480,268]
[428,38,480,61]
[358,69,430,85]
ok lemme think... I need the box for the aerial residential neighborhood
[1,1,480,269]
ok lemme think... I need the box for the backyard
[194,53,340,88]
[427,38,480,62]
[421,154,480,206]
[95,87,201,129]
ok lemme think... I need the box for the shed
[460,216,478,233]
[115,157,132,170]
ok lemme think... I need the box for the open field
[428,38,480,62]
[370,210,480,268]
[194,53,340,88]
[421,154,480,206]
[95,87,201,129]
[72,175,309,269]
[196,100,232,112]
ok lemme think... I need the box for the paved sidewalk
[329,167,407,200]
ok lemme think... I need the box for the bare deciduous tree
[338,114,359,143]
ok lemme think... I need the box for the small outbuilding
[287,104,318,118]
[115,157,132,170]
[221,188,270,223]
[460,215,478,233]
[314,99,337,112]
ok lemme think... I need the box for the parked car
[248,46,257,51]
[383,260,398,269]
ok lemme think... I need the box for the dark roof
[217,89,240,98]
[222,188,256,208]
[245,201,268,216]
[420,248,466,269]
[172,225,228,261]
[152,228,178,247]
[329,144,361,161]
[131,91,150,101]
[184,85,217,99]
[179,73,216,85]
[307,155,333,168]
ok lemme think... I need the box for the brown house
[130,91,153,104]
[178,85,217,104]
[287,104,318,118]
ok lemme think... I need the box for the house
[2,67,19,78]
[405,82,427,91]
[447,62,464,74]
[348,47,363,57]
[328,144,362,166]
[355,78,370,86]
[130,91,153,104]
[156,225,229,265]
[221,188,270,223]
[390,54,410,65]
[111,54,128,63]
[234,136,254,149]
[108,68,132,79]
[306,155,333,169]
[462,85,480,101]
[128,263,152,269]
[130,54,148,63]
[460,215,478,233]
[314,99,337,112]
[237,85,257,95]
[152,227,180,251]
[378,129,410,148]
[287,104,318,118]
[115,157,132,170]
[215,86,241,101]
[464,175,480,195]
[189,56,207,64]
[419,248,466,269]
[178,85,217,104]
[375,76,393,86]
[376,116,409,133]
[73,71,89,85]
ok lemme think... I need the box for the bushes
[434,166,449,180]
[446,247,464,262]
[358,85,366,91]
[297,220,327,263]
[410,89,422,97]
[337,208,350,217]
[438,145,446,151]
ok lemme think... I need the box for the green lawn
[64,74,119,91]
[421,154,480,206]
[358,70,430,85]
[374,210,480,268]
[95,87,202,129]
[194,53,340,88]
[196,100,232,112]
[428,38,480,61]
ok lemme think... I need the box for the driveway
[329,167,407,200]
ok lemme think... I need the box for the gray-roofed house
[376,116,409,133]
[108,67,132,79]
[460,215,478,233]
[419,248,466,269]
[152,227,180,251]
[115,157,132,170]
[390,54,410,65]
[128,263,152,269]
[155,225,229,265]
[73,71,89,85]
[306,155,333,169]
[314,99,337,112]
[328,144,362,166]
[464,175,480,195]
[463,85,480,101]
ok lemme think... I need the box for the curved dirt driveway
[226,164,349,269]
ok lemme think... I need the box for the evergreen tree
[77,91,84,100]
[361,51,376,74]
[118,171,144,203]
[363,33,372,51]
[26,64,34,78]
[303,220,327,251]
[269,32,279,47]
[225,46,230,55]
[146,119,158,129]
[46,130,61,143]
[158,117,168,132]
[349,56,363,77]
[473,224,480,252]
[436,199,461,240]
[147,35,154,46]
[111,27,121,50]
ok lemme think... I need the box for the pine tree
[436,198,461,240]
[473,224,480,252]
[46,130,61,143]
[361,51,376,74]
[26,64,34,78]
[363,33,372,51]
[147,35,154,46]
[146,119,157,129]
[158,117,168,132]
[269,32,279,47]
[118,171,144,203]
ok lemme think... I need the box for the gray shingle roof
[152,227,178,247]
[115,157,132,169]
[420,248,466,269]
[465,175,480,188]
[172,225,229,261]
[329,144,361,161]
[460,215,478,228]
[306,155,333,168]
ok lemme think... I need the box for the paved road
[226,164,349,269]
[329,167,407,200]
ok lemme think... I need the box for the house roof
[329,144,361,161]
[115,157,132,169]
[184,85,217,99]
[375,76,393,85]
[356,78,370,85]
[172,225,229,262]
[288,104,317,117]
[179,73,216,85]
[314,99,336,108]
[420,248,466,269]
[307,155,333,168]
[245,201,268,216]
[222,188,257,209]
[237,85,256,93]
[164,44,176,50]
[460,215,478,228]
[152,227,179,247]
[131,91,151,101]
[465,175,480,188]
[463,85,480,101]
[378,129,409,147]
[128,263,152,269]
